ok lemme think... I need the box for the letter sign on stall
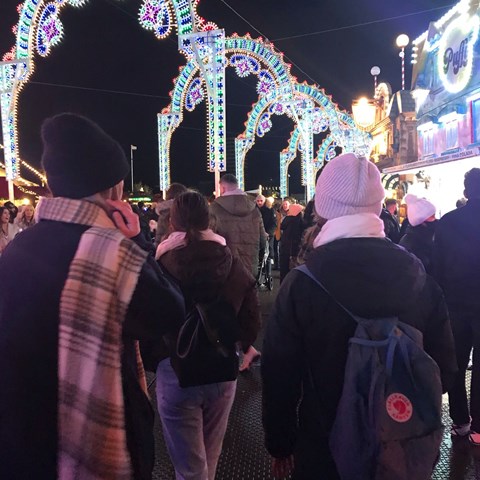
[438,14,480,93]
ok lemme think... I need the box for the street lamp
[396,34,410,90]
[130,145,137,193]
[370,66,381,96]
[352,97,377,129]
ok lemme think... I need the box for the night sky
[0,0,454,195]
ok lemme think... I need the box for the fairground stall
[383,0,480,216]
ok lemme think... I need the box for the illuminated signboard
[438,14,480,93]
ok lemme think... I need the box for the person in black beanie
[0,113,185,480]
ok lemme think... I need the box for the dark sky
[0,0,454,194]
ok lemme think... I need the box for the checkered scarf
[36,197,148,480]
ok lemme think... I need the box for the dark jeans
[292,433,340,480]
[273,238,280,267]
[448,308,480,431]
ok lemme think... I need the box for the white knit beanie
[405,194,436,226]
[315,153,385,219]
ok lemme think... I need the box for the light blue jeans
[156,358,236,480]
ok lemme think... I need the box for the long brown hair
[170,191,210,243]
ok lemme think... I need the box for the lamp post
[396,34,410,90]
[130,145,137,193]
[370,66,381,96]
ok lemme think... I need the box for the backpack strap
[295,264,407,378]
[295,264,364,324]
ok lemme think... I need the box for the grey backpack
[297,265,444,480]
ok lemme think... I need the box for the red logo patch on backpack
[386,393,413,423]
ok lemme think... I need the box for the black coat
[380,208,401,243]
[262,238,456,466]
[399,221,437,274]
[433,199,480,310]
[0,221,185,480]
[259,205,277,237]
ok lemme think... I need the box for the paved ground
[149,273,480,480]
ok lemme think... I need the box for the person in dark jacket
[381,198,401,243]
[257,195,277,281]
[154,191,261,479]
[279,203,304,283]
[0,114,185,480]
[434,168,480,445]
[262,153,456,480]
[399,194,437,274]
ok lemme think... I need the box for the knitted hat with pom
[315,153,385,220]
[41,113,129,199]
[405,194,436,226]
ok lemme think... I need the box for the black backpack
[170,298,240,388]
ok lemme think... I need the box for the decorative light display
[36,3,64,57]
[158,113,180,192]
[235,81,369,198]
[185,77,204,111]
[138,0,173,39]
[2,0,369,200]
[0,0,203,192]
[157,34,296,189]
[437,13,479,94]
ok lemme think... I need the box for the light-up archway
[279,129,341,198]
[156,34,298,191]
[0,0,209,192]
[236,82,368,199]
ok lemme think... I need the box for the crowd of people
[0,113,479,480]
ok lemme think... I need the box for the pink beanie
[315,153,385,220]
[405,194,436,226]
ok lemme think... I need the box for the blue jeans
[156,358,236,480]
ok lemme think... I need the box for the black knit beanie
[41,113,129,198]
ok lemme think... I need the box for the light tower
[396,34,410,90]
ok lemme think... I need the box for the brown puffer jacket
[210,193,267,276]
[161,241,261,353]
[141,240,261,371]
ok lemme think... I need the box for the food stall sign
[438,14,480,94]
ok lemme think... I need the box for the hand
[106,200,140,238]
[272,455,294,479]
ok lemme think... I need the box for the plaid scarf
[36,197,148,480]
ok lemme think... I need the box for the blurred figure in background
[155,183,188,246]
[279,203,304,283]
[0,206,18,256]
[434,168,480,445]
[380,198,400,243]
[16,204,36,231]
[399,194,437,274]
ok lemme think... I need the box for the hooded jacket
[210,193,267,276]
[262,237,456,460]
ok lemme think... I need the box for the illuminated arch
[278,130,341,199]
[0,0,208,186]
[157,34,297,190]
[236,82,367,199]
